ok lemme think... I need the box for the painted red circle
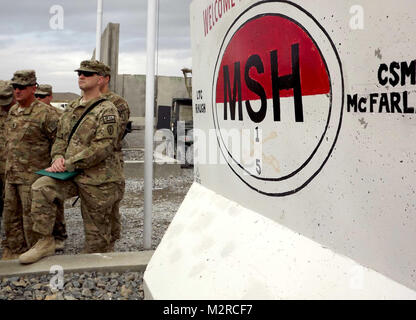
[215,15,330,103]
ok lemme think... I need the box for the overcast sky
[0,0,192,93]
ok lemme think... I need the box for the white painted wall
[190,0,416,291]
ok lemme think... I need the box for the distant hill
[53,92,80,102]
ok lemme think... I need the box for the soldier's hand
[46,158,66,172]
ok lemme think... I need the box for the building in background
[51,92,80,110]
[95,23,191,129]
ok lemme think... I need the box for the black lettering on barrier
[223,43,304,123]
[358,97,367,112]
[390,92,402,113]
[223,62,243,121]
[349,60,415,115]
[379,93,390,113]
[271,43,304,122]
[403,91,414,113]
[370,93,378,112]
[347,94,368,113]
[348,92,415,114]
[389,61,400,87]
[400,61,416,86]
[378,63,388,86]
[347,94,357,112]
[245,54,267,123]
[377,60,416,87]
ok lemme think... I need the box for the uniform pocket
[22,120,42,141]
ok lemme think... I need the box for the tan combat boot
[1,247,20,260]
[55,239,65,251]
[19,236,55,264]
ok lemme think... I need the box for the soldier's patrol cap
[0,80,13,106]
[36,84,53,96]
[10,70,37,86]
[103,64,111,77]
[75,60,108,76]
[104,64,111,76]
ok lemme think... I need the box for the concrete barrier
[144,184,416,299]
[144,0,416,299]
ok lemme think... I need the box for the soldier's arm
[51,116,67,162]
[4,108,14,153]
[64,104,119,172]
[43,109,59,144]
[50,100,77,163]
[118,101,131,141]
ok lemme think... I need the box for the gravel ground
[0,271,144,300]
[121,148,144,161]
[0,163,194,300]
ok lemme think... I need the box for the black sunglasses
[12,84,29,90]
[35,94,48,99]
[77,71,98,77]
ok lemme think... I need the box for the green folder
[35,169,79,180]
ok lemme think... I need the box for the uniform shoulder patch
[103,115,116,124]
[107,125,114,135]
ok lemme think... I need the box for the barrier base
[143,183,416,299]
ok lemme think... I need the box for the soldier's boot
[1,247,20,260]
[107,241,115,252]
[55,239,65,251]
[19,236,55,264]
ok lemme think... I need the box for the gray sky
[0,0,192,93]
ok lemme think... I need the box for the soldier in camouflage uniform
[35,84,54,106]
[100,64,130,251]
[0,81,16,234]
[20,60,122,264]
[1,71,60,260]
[35,84,67,250]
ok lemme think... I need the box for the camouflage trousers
[0,174,4,219]
[0,174,4,235]
[31,176,120,253]
[110,156,125,246]
[0,181,67,254]
[110,180,125,245]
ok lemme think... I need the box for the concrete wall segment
[190,0,416,291]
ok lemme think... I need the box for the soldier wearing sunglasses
[34,84,54,106]
[20,60,122,264]
[34,84,68,252]
[1,70,60,260]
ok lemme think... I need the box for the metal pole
[95,0,103,61]
[144,0,157,250]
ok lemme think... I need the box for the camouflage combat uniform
[0,80,14,223]
[0,106,8,214]
[101,91,130,246]
[0,108,8,225]
[0,107,9,178]
[30,96,122,253]
[35,84,67,242]
[46,105,67,242]
[2,99,59,253]
[35,84,68,241]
